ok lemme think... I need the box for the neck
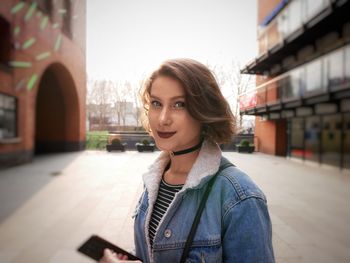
[171,140,203,156]
[165,140,202,178]
[164,150,199,185]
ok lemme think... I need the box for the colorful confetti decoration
[9,0,83,92]
[24,2,37,21]
[11,2,25,14]
[36,51,51,61]
[54,34,62,51]
[27,74,38,91]
[9,61,32,68]
[40,16,49,30]
[22,37,36,50]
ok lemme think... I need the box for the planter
[136,143,155,152]
[106,143,127,152]
[236,145,255,153]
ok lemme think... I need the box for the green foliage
[239,139,250,147]
[87,131,108,136]
[111,138,121,145]
[142,139,150,146]
[86,131,108,150]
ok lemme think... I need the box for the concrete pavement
[0,150,349,262]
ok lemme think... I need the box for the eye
[151,100,162,108]
[174,101,186,109]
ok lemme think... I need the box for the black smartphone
[77,235,141,261]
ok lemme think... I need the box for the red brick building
[240,0,350,170]
[0,0,86,168]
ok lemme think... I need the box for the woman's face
[148,76,202,152]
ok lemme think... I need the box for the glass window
[258,32,268,54]
[344,113,350,170]
[322,114,342,167]
[277,8,289,38]
[281,69,300,100]
[290,68,301,97]
[266,81,279,103]
[299,67,307,95]
[345,45,350,84]
[290,118,304,159]
[305,59,323,93]
[281,75,292,99]
[288,0,303,34]
[0,93,17,139]
[328,49,344,88]
[305,0,327,20]
[267,20,283,49]
[305,116,321,162]
[62,0,72,38]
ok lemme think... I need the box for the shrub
[239,139,250,147]
[111,138,121,145]
[86,131,108,150]
[142,139,150,146]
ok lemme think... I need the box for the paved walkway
[0,150,349,263]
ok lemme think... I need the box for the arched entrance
[35,63,81,154]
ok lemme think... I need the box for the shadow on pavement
[0,152,80,223]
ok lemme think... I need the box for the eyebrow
[150,95,185,100]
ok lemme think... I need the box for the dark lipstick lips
[157,131,176,139]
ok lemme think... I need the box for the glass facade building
[240,0,350,170]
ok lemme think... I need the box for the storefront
[289,112,350,170]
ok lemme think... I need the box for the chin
[154,138,177,152]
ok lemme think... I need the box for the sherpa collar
[142,140,222,205]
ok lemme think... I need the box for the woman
[101,58,275,262]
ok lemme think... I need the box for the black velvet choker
[170,140,203,156]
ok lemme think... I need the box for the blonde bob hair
[140,58,235,144]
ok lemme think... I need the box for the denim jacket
[133,140,275,263]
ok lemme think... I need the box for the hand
[99,248,128,263]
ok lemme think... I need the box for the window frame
[0,92,17,140]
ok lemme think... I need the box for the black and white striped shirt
[149,178,183,247]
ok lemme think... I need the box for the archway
[35,63,80,154]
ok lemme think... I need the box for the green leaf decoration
[24,2,37,21]
[27,74,38,91]
[11,2,25,14]
[54,34,62,51]
[22,37,36,50]
[40,16,49,30]
[36,51,51,61]
[9,61,32,68]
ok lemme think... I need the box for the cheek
[191,123,202,136]
[148,111,157,126]
[185,118,202,135]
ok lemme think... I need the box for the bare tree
[110,81,129,127]
[209,61,253,132]
[110,81,121,126]
[131,76,146,128]
[86,79,113,130]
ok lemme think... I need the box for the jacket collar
[142,140,222,204]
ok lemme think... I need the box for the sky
[86,0,258,83]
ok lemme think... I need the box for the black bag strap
[180,162,234,263]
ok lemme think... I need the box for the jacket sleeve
[222,196,275,262]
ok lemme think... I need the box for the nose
[159,107,172,126]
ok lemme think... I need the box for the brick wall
[0,0,86,167]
